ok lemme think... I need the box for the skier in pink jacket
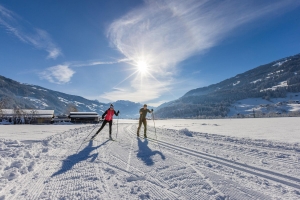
[91,104,119,140]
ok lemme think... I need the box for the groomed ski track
[1,123,300,199]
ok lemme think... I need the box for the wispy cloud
[0,4,61,59]
[39,65,75,84]
[105,0,299,103]
[38,58,122,84]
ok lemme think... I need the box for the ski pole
[152,111,161,151]
[116,114,119,139]
[152,111,157,139]
[76,123,98,153]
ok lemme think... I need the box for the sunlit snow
[1,118,300,199]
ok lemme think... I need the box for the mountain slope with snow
[156,53,300,118]
[0,75,147,117]
[0,75,107,114]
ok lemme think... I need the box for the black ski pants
[137,118,147,134]
[94,120,112,136]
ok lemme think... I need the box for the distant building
[0,109,54,124]
[69,112,99,124]
[52,114,71,124]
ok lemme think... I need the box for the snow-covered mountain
[2,53,299,119]
[0,75,146,118]
[156,53,300,118]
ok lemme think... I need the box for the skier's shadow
[51,140,108,177]
[137,138,165,166]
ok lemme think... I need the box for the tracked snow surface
[1,119,300,199]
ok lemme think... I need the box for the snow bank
[0,138,38,191]
[0,125,96,194]
[179,128,193,137]
[0,124,90,141]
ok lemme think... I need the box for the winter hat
[144,104,147,107]
[110,104,114,108]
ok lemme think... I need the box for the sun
[136,60,149,74]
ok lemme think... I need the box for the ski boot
[144,133,147,138]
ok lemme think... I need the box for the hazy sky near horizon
[1,0,300,107]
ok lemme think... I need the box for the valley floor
[0,119,300,199]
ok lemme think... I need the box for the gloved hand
[117,110,120,114]
[151,109,154,112]
[102,116,104,119]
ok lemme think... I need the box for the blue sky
[1,0,300,107]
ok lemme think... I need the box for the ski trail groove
[94,129,114,199]
[142,130,300,190]
[126,128,134,171]
[125,124,226,199]
[127,124,300,191]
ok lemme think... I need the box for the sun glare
[136,60,149,74]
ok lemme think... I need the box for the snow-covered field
[152,118,300,143]
[0,124,91,141]
[1,118,300,199]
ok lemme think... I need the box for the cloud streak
[71,58,129,67]
[0,4,61,59]
[105,0,299,103]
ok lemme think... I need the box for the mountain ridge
[0,75,150,118]
[1,53,299,118]
[155,53,300,118]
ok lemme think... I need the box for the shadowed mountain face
[155,53,300,118]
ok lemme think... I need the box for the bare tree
[21,108,37,124]
[0,97,9,121]
[65,103,78,114]
[29,109,38,124]
[13,107,24,124]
